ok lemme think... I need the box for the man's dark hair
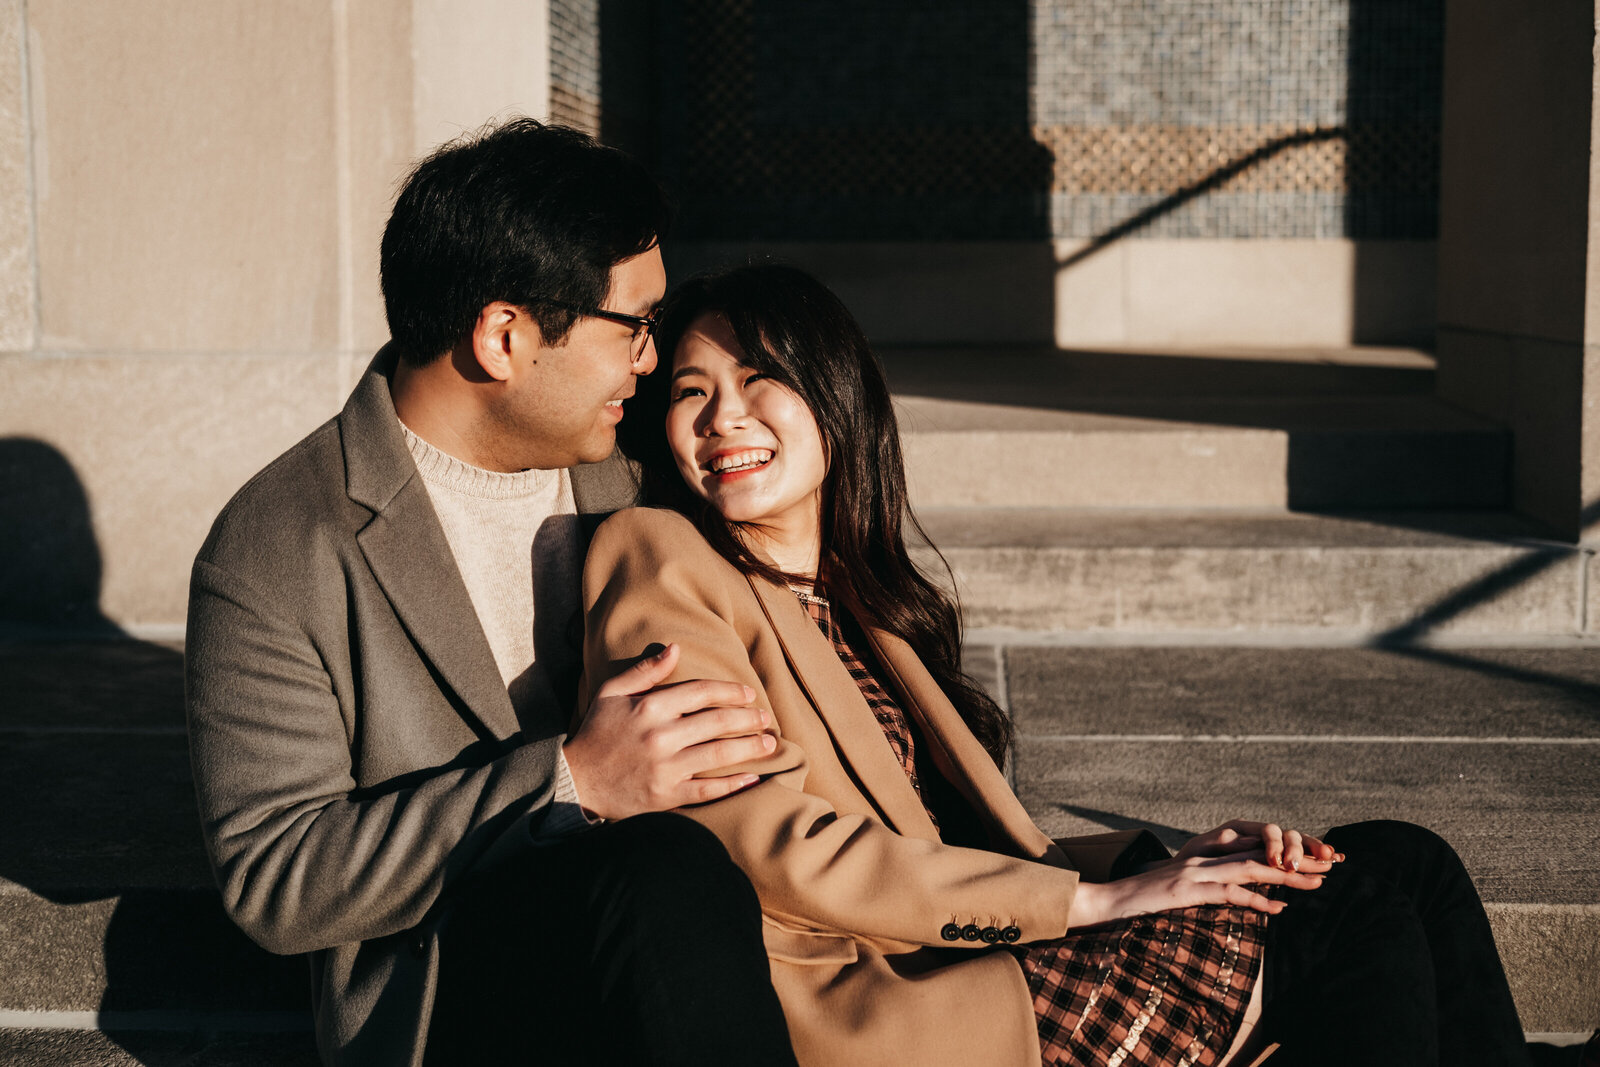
[380,117,670,366]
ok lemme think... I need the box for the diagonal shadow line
[1370,548,1577,648]
[1376,644,1600,710]
[1370,498,1600,649]
[1053,804,1195,843]
[1057,125,1349,273]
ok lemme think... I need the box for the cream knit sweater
[402,422,590,833]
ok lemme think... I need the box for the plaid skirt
[1015,903,1267,1067]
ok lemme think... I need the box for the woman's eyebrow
[669,365,705,382]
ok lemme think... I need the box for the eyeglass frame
[533,297,660,363]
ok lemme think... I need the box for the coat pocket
[761,915,860,966]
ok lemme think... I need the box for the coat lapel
[341,347,519,742]
[864,628,1059,860]
[746,578,941,841]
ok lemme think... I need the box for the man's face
[491,246,666,470]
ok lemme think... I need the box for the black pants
[1260,820,1531,1067]
[424,812,797,1066]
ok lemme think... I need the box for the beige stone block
[1052,238,1127,347]
[1125,240,1357,346]
[345,0,415,351]
[1123,239,1435,347]
[1349,240,1436,347]
[1507,336,1585,538]
[30,1,340,352]
[1588,550,1599,635]
[937,543,1582,635]
[1436,326,1515,424]
[0,352,346,628]
[1583,342,1600,524]
[0,0,31,351]
[411,0,550,155]
[901,423,1287,509]
[666,241,1059,345]
[1438,0,1592,344]
[1488,904,1600,1033]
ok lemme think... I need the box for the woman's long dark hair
[618,264,1013,766]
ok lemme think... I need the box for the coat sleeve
[185,556,561,957]
[581,509,1083,952]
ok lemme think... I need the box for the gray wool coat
[184,346,639,1067]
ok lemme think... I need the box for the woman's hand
[1174,820,1343,873]
[1072,848,1327,929]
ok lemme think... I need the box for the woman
[578,265,1530,1067]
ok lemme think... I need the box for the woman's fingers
[1300,832,1342,863]
[1260,823,1285,868]
[1195,851,1332,884]
[1283,827,1304,871]
[1176,824,1264,860]
[1219,882,1285,915]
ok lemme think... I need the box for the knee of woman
[1328,819,1466,872]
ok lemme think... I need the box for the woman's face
[665,312,828,556]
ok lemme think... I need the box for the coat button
[1001,925,1022,943]
[980,926,1000,943]
[940,923,962,941]
[960,924,981,941]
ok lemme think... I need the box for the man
[185,119,796,1065]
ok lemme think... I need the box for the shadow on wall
[642,0,1059,346]
[0,437,119,636]
[0,438,309,1059]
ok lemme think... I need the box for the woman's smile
[666,312,828,573]
[705,447,775,479]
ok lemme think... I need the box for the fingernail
[743,685,755,701]
[762,733,776,751]
[759,708,772,726]
[739,774,759,787]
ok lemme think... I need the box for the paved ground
[2,637,1596,1055]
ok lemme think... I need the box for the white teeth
[711,449,773,473]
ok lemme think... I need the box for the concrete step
[0,1029,318,1066]
[3,638,1596,1042]
[882,346,1509,510]
[0,640,306,1026]
[917,508,1593,637]
[980,643,1600,1034]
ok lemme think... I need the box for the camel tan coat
[581,507,1164,1067]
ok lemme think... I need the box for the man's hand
[563,644,777,821]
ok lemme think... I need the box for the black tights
[1259,820,1530,1067]
[424,812,797,1066]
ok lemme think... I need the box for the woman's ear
[469,301,527,382]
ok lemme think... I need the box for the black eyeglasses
[537,298,660,364]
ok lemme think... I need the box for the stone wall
[659,0,1442,243]
[656,0,1443,346]
[0,0,554,634]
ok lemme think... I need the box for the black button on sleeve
[1001,925,1022,943]
[980,926,1000,943]
[960,924,982,941]
[940,923,962,941]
